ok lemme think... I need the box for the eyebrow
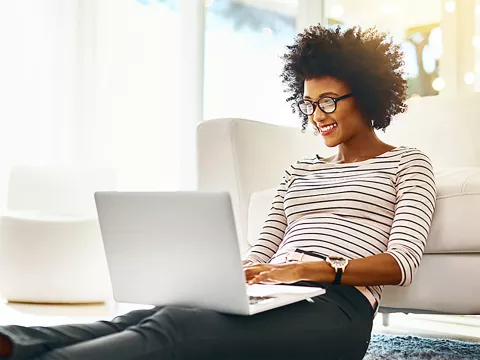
[304,92,338,100]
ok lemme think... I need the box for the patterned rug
[364,333,480,359]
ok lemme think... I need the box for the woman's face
[303,76,370,147]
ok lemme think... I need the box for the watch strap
[332,268,343,285]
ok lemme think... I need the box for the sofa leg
[382,313,390,327]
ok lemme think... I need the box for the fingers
[244,268,263,282]
[248,272,265,285]
[243,264,287,283]
[247,270,279,285]
[244,270,256,282]
[244,265,271,282]
[246,264,298,285]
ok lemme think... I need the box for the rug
[364,333,480,359]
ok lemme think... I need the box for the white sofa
[197,94,480,315]
[0,167,115,304]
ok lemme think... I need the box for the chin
[323,141,338,148]
[322,136,342,148]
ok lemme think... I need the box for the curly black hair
[281,25,408,131]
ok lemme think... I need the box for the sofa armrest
[196,118,330,253]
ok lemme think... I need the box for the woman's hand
[244,263,303,285]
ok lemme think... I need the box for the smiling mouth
[317,122,338,136]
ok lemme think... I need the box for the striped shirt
[245,146,437,306]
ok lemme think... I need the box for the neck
[336,128,386,163]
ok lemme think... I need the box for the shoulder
[394,147,436,189]
[395,146,434,169]
[396,146,431,159]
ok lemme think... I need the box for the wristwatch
[326,256,349,285]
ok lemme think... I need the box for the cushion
[426,167,480,253]
[248,187,277,247]
[247,167,480,253]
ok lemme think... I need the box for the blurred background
[0,0,478,204]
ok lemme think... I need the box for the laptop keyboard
[248,295,275,305]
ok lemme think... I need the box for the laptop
[94,191,325,316]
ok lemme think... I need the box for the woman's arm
[243,166,294,264]
[247,149,437,287]
[246,254,401,285]
[297,253,401,285]
[302,149,437,286]
[383,149,437,286]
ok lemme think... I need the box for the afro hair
[281,25,408,131]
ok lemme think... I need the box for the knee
[111,307,160,328]
[136,306,188,333]
[136,306,212,340]
[128,306,193,352]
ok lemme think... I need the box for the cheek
[335,107,361,130]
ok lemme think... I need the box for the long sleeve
[386,149,437,286]
[244,168,292,264]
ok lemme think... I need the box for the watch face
[329,257,348,267]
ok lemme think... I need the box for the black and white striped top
[245,146,437,305]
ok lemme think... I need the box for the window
[204,0,300,125]
[92,0,181,190]
[324,0,443,97]
[0,0,78,208]
[324,0,478,96]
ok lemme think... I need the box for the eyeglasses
[297,93,354,116]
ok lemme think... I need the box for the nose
[313,105,327,123]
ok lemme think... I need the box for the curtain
[0,0,182,211]
[0,0,78,209]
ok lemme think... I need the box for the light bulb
[432,77,446,91]
[445,1,456,13]
[464,72,476,85]
[473,36,480,48]
[381,4,394,14]
[330,5,344,18]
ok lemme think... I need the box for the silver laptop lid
[94,191,249,313]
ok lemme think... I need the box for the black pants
[0,284,374,360]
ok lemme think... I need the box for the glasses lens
[319,97,336,113]
[298,100,314,115]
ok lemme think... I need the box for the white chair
[196,94,480,317]
[0,167,116,304]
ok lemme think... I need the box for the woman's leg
[37,285,374,360]
[0,307,159,359]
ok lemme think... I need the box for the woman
[0,25,436,360]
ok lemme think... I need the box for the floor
[375,313,480,342]
[1,298,479,343]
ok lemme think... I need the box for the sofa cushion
[426,167,480,253]
[248,187,278,247]
[247,167,480,253]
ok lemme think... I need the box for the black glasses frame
[297,93,354,116]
